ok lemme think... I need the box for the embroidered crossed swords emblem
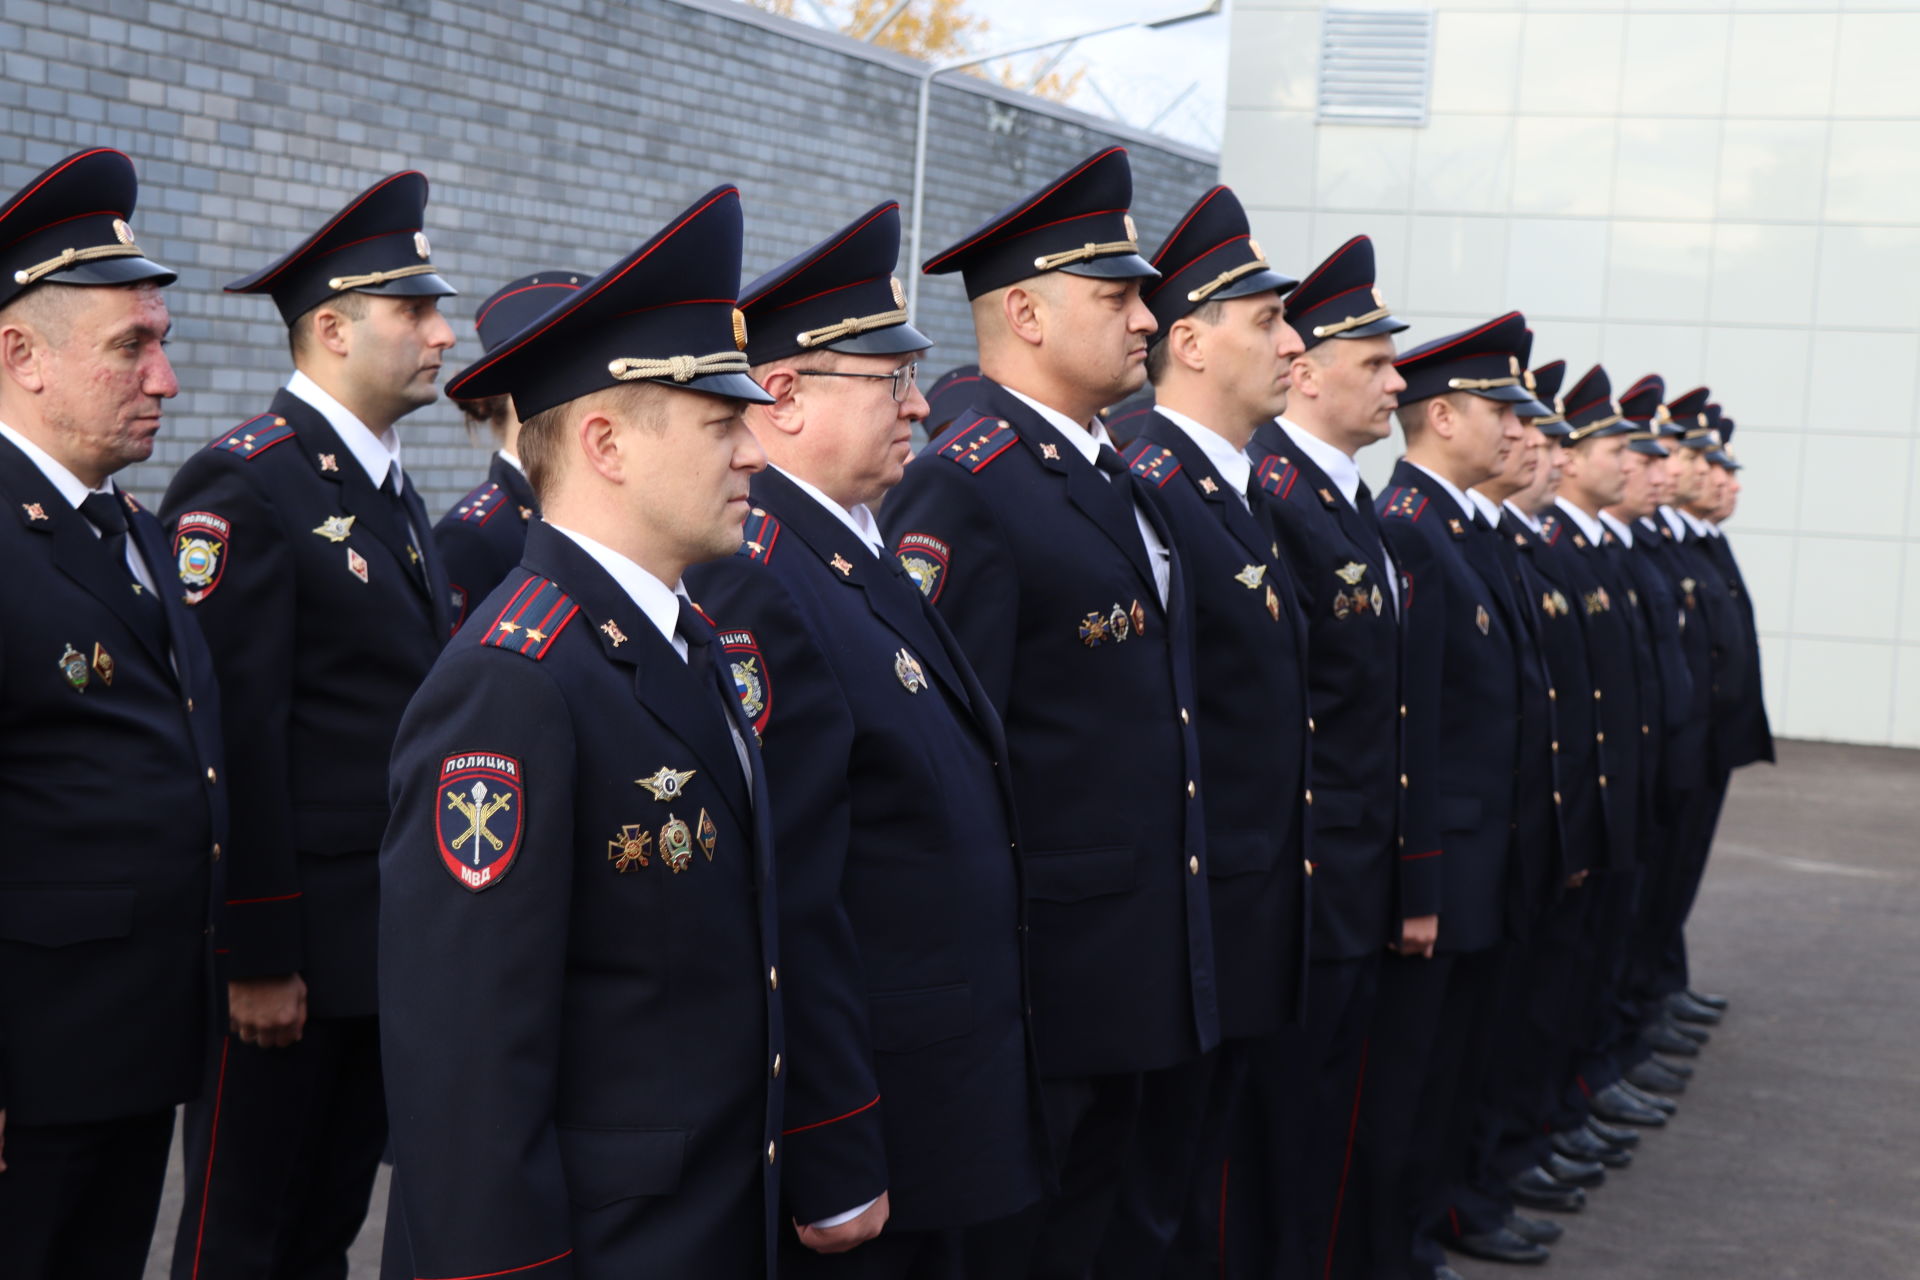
[446,779,512,865]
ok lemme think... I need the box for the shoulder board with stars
[481,576,580,660]
[1380,486,1427,522]
[933,413,1019,473]
[453,481,504,525]
[1540,516,1564,547]
[1253,454,1299,501]
[209,412,296,461]
[1120,439,1181,488]
[738,507,783,564]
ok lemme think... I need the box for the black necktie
[1093,442,1137,501]
[80,489,167,635]
[676,596,754,782]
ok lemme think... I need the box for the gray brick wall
[0,0,1216,513]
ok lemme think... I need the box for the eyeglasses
[795,362,919,403]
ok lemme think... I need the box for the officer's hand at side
[1565,870,1589,889]
[229,974,308,1048]
[1396,915,1439,959]
[795,1191,890,1254]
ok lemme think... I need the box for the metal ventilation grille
[1318,5,1435,126]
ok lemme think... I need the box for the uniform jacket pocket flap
[869,982,973,1054]
[0,885,136,948]
[557,1125,687,1208]
[1310,789,1365,832]
[1024,845,1137,904]
[1440,795,1482,833]
[1205,828,1279,878]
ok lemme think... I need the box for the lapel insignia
[1040,442,1060,460]
[1235,564,1266,589]
[636,766,696,802]
[23,502,47,521]
[829,553,854,577]
[1448,517,1465,536]
[312,514,355,542]
[1318,487,1338,507]
[600,619,628,646]
[1476,605,1490,636]
[436,754,524,891]
[1199,476,1219,495]
[58,643,89,691]
[1514,533,1527,546]
[1335,561,1367,585]
[91,642,114,685]
[346,547,369,583]
[697,808,718,861]
[1266,584,1281,621]
[659,814,694,874]
[318,453,339,473]
[608,823,652,872]
[520,505,535,521]
[894,647,928,693]
[1573,533,1587,549]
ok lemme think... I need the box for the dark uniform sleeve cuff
[217,892,305,978]
[779,1094,889,1227]
[1397,849,1443,920]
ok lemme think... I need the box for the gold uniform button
[1399,704,1408,718]
[1548,688,1558,702]
[1596,732,1606,744]
[1399,773,1409,788]
[1308,717,1317,733]
[1187,780,1196,798]
[1180,707,1190,725]
[769,967,779,991]
[1189,855,1200,875]
[767,1142,777,1165]
[205,767,217,784]
[772,1054,782,1079]
[1642,724,1650,735]
[1550,741,1560,753]
[1304,789,1314,805]
[1553,791,1563,805]
[212,843,222,861]
[1598,775,1608,788]
[1304,859,1314,877]
[1593,689,1603,701]
[186,697,195,712]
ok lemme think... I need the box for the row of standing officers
[0,141,1769,1279]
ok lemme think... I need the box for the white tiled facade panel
[1224,0,1920,746]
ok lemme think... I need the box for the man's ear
[308,305,354,359]
[576,406,624,484]
[752,366,806,438]
[1167,316,1206,375]
[0,321,49,396]
[1288,352,1319,401]
[1003,284,1045,349]
[1426,396,1458,442]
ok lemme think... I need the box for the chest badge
[91,642,114,685]
[1476,604,1491,635]
[697,808,718,861]
[1266,585,1281,621]
[313,514,356,543]
[1335,561,1367,585]
[659,814,694,873]
[608,823,652,872]
[1235,564,1266,589]
[58,643,89,691]
[346,547,369,583]
[636,765,696,802]
[895,647,929,693]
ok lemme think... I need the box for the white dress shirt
[1553,497,1607,547]
[1467,488,1505,528]
[0,419,158,594]
[1155,406,1253,512]
[774,466,884,556]
[287,369,403,490]
[1275,418,1398,609]
[1503,499,1543,534]
[1406,460,1477,522]
[1598,510,1635,549]
[1006,387,1171,607]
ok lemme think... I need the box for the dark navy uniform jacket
[0,437,226,1125]
[434,451,538,631]
[879,381,1219,1077]
[1246,420,1414,958]
[1536,507,1643,872]
[1122,412,1311,1034]
[1700,530,1775,770]
[1602,520,1693,822]
[161,387,452,1016]
[1376,461,1520,955]
[687,467,1044,1232]
[379,522,783,1280]
[1635,520,1712,799]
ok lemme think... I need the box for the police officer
[161,170,458,1278]
[879,147,1216,1277]
[435,271,584,628]
[0,147,227,1279]
[687,200,1045,1277]
[1104,184,1311,1278]
[380,184,784,1279]
[1236,236,1411,1280]
[1366,313,1548,1279]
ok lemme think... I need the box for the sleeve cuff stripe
[782,1092,881,1136]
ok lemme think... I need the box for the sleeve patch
[480,577,579,659]
[934,416,1018,473]
[1381,486,1427,522]
[174,510,231,604]
[1123,441,1181,488]
[436,754,524,891]
[739,508,782,563]
[719,629,772,735]
[452,482,504,525]
[895,531,949,603]
[1254,455,1299,500]
[210,413,296,460]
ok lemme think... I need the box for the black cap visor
[44,254,177,290]
[352,269,457,300]
[1059,252,1161,284]
[1326,314,1409,342]
[1214,266,1300,301]
[822,320,934,359]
